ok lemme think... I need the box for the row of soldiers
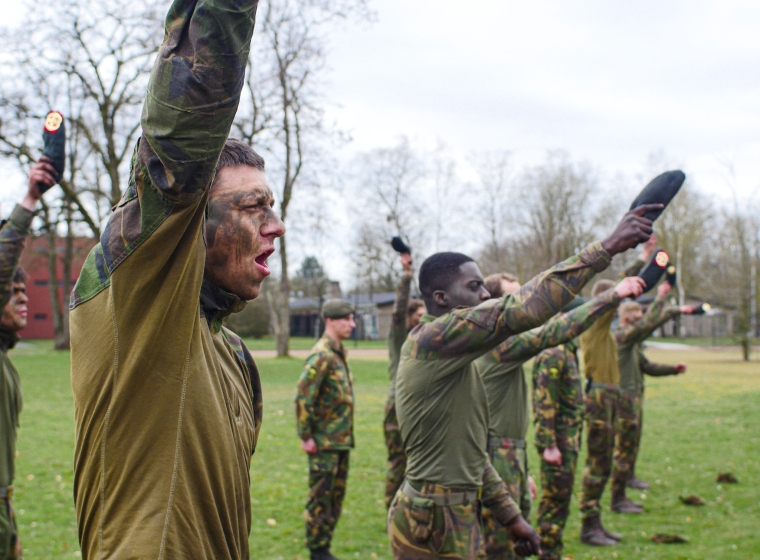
[295,233,696,559]
[0,1,697,558]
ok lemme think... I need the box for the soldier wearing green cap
[296,299,356,560]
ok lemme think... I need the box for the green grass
[241,336,388,351]
[654,336,754,348]
[8,343,760,559]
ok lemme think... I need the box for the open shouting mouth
[255,249,274,276]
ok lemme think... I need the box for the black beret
[638,248,670,292]
[391,236,411,254]
[630,170,685,222]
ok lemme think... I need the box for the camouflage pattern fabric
[611,390,642,494]
[385,274,411,508]
[388,483,485,560]
[580,385,618,520]
[305,450,349,550]
[295,336,354,450]
[482,440,530,560]
[536,450,578,560]
[0,499,20,560]
[384,398,407,508]
[532,342,583,452]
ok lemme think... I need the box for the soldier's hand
[674,362,687,374]
[657,281,672,297]
[528,475,537,500]
[615,277,646,300]
[300,437,318,455]
[601,204,662,256]
[507,515,541,556]
[26,156,58,204]
[680,305,696,315]
[640,234,658,261]
[542,445,562,466]
[401,252,413,275]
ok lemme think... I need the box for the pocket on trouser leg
[409,497,435,543]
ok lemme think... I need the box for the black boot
[628,476,650,490]
[580,516,617,546]
[603,526,622,541]
[611,488,643,513]
[310,547,338,560]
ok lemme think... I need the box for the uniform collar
[0,326,19,352]
[322,335,347,359]
[199,280,247,333]
[419,313,436,324]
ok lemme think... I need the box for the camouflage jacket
[396,242,611,491]
[68,1,262,557]
[616,294,681,393]
[387,273,412,397]
[477,289,620,440]
[296,336,354,450]
[532,342,583,451]
[0,205,34,487]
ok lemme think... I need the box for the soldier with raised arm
[385,252,425,508]
[477,277,645,559]
[0,157,58,559]
[69,1,286,557]
[611,282,693,501]
[387,205,659,560]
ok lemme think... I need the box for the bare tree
[233,0,374,357]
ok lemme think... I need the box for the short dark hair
[419,252,474,297]
[12,267,26,284]
[214,138,265,182]
[407,299,425,317]
[483,272,518,298]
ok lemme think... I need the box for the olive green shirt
[477,290,620,440]
[0,205,34,488]
[69,1,262,557]
[396,242,611,490]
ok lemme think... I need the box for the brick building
[17,236,97,339]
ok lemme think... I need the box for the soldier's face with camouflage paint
[434,261,491,311]
[1,283,28,332]
[205,166,285,300]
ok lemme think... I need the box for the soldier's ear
[432,290,447,307]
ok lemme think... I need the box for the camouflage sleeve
[388,274,412,355]
[619,257,646,279]
[532,347,566,450]
[295,351,329,441]
[410,242,611,362]
[489,288,621,363]
[639,348,679,377]
[614,294,680,344]
[0,206,34,309]
[481,461,521,525]
[139,0,259,200]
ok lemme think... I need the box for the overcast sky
[1,0,758,282]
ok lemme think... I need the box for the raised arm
[619,234,657,279]
[488,288,621,363]
[615,294,680,345]
[639,348,682,377]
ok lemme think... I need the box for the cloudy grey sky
[0,0,758,282]
[322,0,760,197]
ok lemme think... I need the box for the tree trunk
[276,235,290,357]
[57,204,74,350]
[43,219,68,350]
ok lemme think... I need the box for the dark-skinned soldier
[577,238,657,546]
[0,157,58,559]
[296,299,357,560]
[69,1,287,556]
[385,252,426,508]
[388,204,659,560]
[529,280,642,560]
[477,277,645,559]
[611,283,693,501]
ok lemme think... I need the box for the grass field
[8,342,760,559]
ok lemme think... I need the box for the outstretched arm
[615,294,680,344]
[639,348,684,377]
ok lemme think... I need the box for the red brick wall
[17,236,97,339]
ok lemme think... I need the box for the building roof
[290,291,406,311]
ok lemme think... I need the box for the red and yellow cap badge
[654,250,669,268]
[44,111,64,134]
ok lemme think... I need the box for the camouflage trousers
[0,498,20,560]
[580,385,618,520]
[536,449,578,560]
[305,450,349,550]
[482,438,531,560]
[384,395,407,509]
[388,481,486,559]
[612,390,643,493]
